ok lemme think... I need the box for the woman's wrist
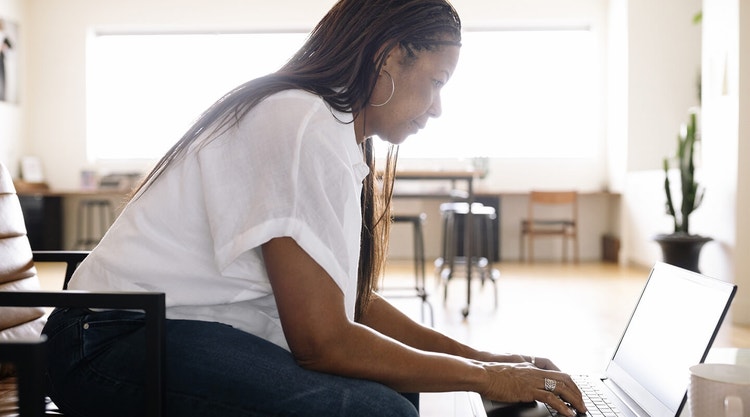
[473,361,495,396]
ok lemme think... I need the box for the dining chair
[519,190,579,263]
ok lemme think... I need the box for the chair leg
[529,235,534,263]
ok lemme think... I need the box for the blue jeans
[42,308,420,417]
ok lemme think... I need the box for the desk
[390,170,478,318]
[16,186,129,250]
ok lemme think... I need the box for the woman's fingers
[530,356,560,371]
[539,375,587,416]
[539,390,578,416]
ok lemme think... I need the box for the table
[388,169,478,318]
[16,186,128,250]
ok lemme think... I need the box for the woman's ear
[377,42,406,72]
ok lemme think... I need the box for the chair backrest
[528,190,578,222]
[0,162,45,375]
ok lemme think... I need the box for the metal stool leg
[75,199,114,250]
[413,214,433,326]
[389,214,433,326]
[479,212,499,309]
[439,202,500,311]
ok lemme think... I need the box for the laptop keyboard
[574,375,623,417]
[545,375,623,417]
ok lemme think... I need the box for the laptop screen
[605,262,736,417]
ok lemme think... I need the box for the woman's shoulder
[252,89,353,125]
[263,89,325,108]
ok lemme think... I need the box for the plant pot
[653,233,712,273]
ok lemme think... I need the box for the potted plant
[653,109,712,272]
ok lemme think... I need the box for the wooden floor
[380,260,750,416]
[379,260,750,373]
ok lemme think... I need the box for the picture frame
[0,17,19,104]
[20,156,44,183]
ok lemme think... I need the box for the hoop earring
[370,71,395,107]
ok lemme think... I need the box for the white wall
[698,0,750,325]
[0,0,24,177]
[735,0,750,325]
[700,0,739,293]
[619,0,702,268]
[626,0,702,172]
[622,0,750,327]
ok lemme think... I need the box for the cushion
[0,162,45,342]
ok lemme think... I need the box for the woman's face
[362,44,460,145]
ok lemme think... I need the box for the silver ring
[544,378,557,392]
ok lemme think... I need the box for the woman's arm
[263,237,486,392]
[262,237,584,416]
[360,292,560,371]
[359,292,500,360]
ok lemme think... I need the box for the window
[377,29,600,159]
[86,32,308,160]
[87,29,600,162]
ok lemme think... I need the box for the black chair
[0,289,166,417]
[0,337,48,416]
[0,161,166,417]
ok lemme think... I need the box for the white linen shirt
[68,90,370,351]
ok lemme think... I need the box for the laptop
[469,262,737,417]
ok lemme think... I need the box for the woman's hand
[476,353,560,371]
[524,355,560,371]
[481,362,587,417]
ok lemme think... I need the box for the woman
[43,1,586,416]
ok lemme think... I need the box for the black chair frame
[0,252,166,417]
[32,251,89,289]
[0,338,48,416]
